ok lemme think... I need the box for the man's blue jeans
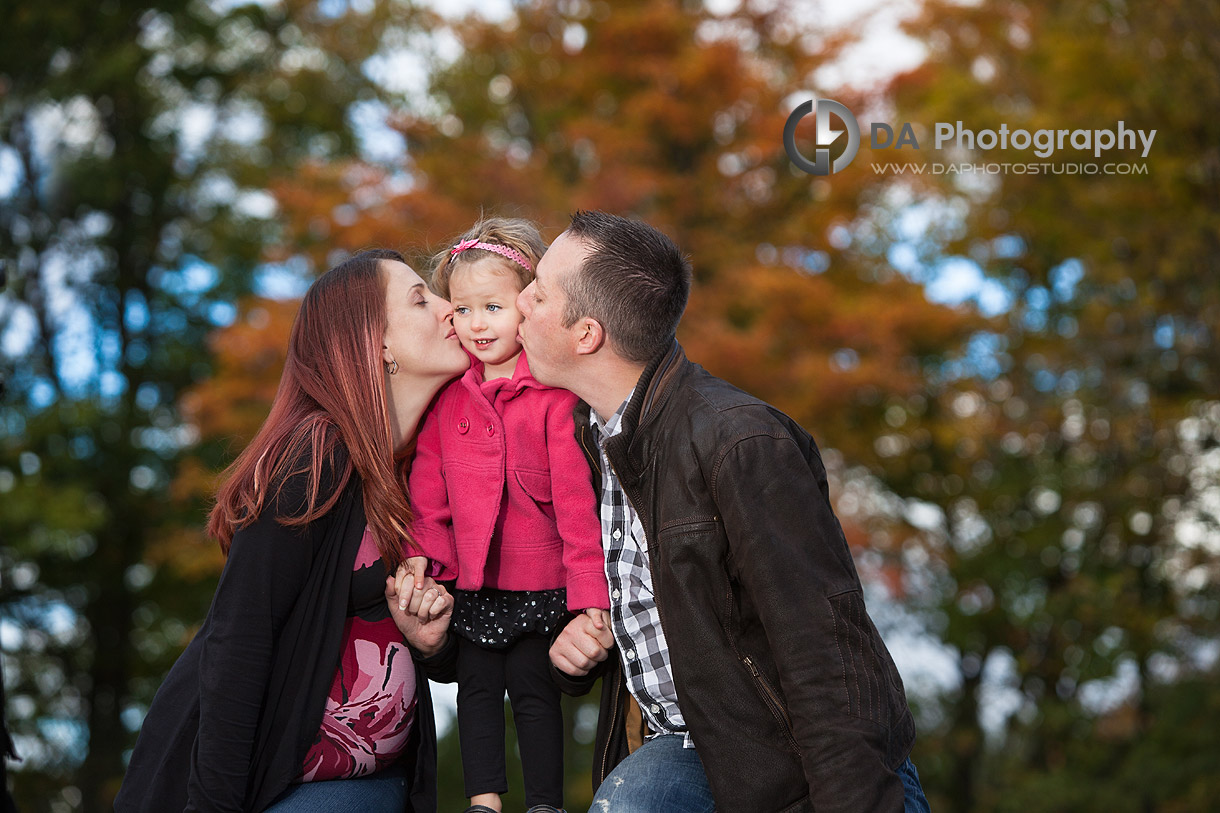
[588,734,932,812]
[589,735,715,813]
[898,756,932,813]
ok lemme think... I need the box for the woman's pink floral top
[299,527,417,781]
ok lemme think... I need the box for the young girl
[406,218,609,813]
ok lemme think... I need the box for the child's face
[449,259,526,377]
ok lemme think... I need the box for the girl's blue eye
[487,304,501,312]
[455,306,469,315]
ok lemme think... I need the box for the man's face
[517,229,587,388]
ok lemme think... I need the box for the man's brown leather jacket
[553,342,916,813]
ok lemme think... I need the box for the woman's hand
[386,564,453,657]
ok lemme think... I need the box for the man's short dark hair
[562,211,692,364]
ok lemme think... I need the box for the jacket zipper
[598,360,683,771]
[723,586,802,756]
[577,424,597,468]
[578,418,626,784]
[743,655,802,754]
[599,662,623,783]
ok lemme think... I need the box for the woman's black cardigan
[115,452,456,812]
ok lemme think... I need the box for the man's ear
[574,317,606,356]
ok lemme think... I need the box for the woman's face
[381,260,467,380]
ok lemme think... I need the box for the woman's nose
[435,297,454,323]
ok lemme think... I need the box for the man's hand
[550,611,615,676]
[386,564,452,657]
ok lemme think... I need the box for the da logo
[784,98,861,176]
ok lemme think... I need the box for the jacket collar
[620,340,685,437]
[608,340,686,476]
[459,351,549,398]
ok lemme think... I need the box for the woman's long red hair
[207,249,416,569]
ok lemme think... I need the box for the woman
[115,249,469,812]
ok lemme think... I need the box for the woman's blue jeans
[264,764,407,812]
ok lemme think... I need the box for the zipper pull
[743,655,760,676]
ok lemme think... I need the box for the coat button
[486,423,495,436]
[457,418,469,434]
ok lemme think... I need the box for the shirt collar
[590,388,635,443]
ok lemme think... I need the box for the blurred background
[2,0,1218,810]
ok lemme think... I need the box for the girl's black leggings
[456,632,563,807]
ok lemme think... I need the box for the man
[516,211,930,813]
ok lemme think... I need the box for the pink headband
[450,238,534,272]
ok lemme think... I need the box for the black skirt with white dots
[451,586,571,649]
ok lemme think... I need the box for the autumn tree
[873,1,1220,810]
[20,0,1212,809]
[275,0,982,491]
[262,0,983,808]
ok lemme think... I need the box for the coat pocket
[656,517,720,541]
[742,654,802,754]
[514,469,553,504]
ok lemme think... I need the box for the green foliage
[883,1,1220,810]
[0,1,416,809]
[3,1,1217,811]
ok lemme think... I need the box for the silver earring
[386,359,399,375]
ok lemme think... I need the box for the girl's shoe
[462,806,500,813]
[525,807,566,813]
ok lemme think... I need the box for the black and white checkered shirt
[591,393,693,747]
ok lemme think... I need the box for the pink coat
[408,352,609,611]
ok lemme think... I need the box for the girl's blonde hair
[430,217,547,298]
